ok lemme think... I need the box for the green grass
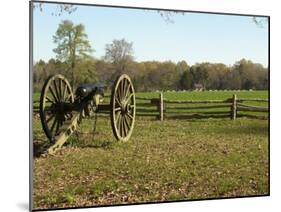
[33,90,268,102]
[32,115,268,210]
[32,90,269,209]
[136,90,268,100]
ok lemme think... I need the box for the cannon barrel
[75,83,105,98]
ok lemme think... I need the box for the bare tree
[104,39,134,79]
[32,2,77,16]
[252,17,268,28]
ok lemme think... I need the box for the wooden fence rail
[163,99,231,104]
[237,98,268,102]
[165,104,231,110]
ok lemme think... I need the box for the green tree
[190,64,209,88]
[33,60,45,84]
[95,59,113,84]
[179,69,193,90]
[233,59,268,90]
[53,20,93,87]
[203,63,229,89]
[158,61,179,90]
[176,60,189,75]
[75,58,97,84]
[221,68,242,90]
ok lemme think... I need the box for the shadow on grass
[33,139,52,158]
[33,136,114,158]
[66,130,115,149]
[68,139,114,149]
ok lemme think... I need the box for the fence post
[231,94,237,120]
[159,92,164,121]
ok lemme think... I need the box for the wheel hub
[121,101,127,114]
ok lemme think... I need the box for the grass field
[136,90,268,100]
[33,90,268,103]
[32,90,269,210]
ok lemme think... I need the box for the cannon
[39,74,136,154]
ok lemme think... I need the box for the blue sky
[33,2,268,67]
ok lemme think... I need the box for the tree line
[33,20,268,92]
[33,57,268,92]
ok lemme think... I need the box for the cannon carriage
[39,74,136,154]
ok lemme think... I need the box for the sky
[33,2,269,67]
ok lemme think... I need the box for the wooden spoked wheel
[39,74,74,142]
[110,74,136,141]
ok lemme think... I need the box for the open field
[32,90,269,210]
[33,90,268,103]
[136,90,268,100]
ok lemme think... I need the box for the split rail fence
[135,93,268,120]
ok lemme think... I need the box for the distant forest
[33,20,268,92]
[33,57,268,92]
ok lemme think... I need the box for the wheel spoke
[45,95,55,104]
[46,113,56,124]
[124,82,131,100]
[116,111,121,130]
[53,79,60,102]
[122,79,127,99]
[54,119,60,135]
[67,93,73,101]
[64,113,70,119]
[126,113,134,120]
[119,79,124,100]
[63,82,67,100]
[123,116,128,136]
[116,111,121,120]
[124,115,130,134]
[118,115,122,136]
[121,116,125,137]
[124,93,134,104]
[49,85,58,103]
[115,97,121,107]
[58,78,62,100]
[66,86,73,102]
[121,116,126,137]
[117,85,123,101]
[114,107,121,113]
[50,116,58,133]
